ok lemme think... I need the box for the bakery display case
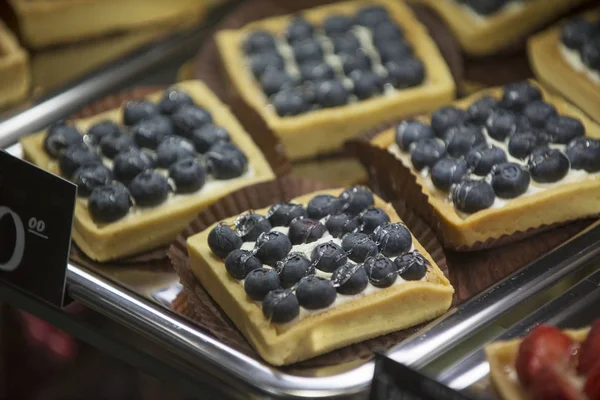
[1,0,600,399]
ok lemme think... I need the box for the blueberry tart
[20,81,275,262]
[215,0,455,160]
[0,21,30,108]
[187,188,453,365]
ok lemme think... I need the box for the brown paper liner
[168,176,452,367]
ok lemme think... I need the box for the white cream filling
[458,0,525,24]
[559,44,600,86]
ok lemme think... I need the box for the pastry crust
[187,188,454,366]
[528,8,600,123]
[0,20,30,108]
[408,0,588,56]
[20,80,275,262]
[216,0,455,160]
[8,0,206,49]
[371,81,600,248]
[485,328,590,400]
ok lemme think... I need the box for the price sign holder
[371,354,478,400]
[0,150,76,307]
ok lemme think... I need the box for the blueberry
[300,61,335,82]
[364,255,397,288]
[324,15,353,36]
[314,80,349,108]
[355,6,390,29]
[87,120,121,143]
[342,232,378,263]
[485,109,517,141]
[276,253,313,288]
[431,157,469,191]
[410,138,446,171]
[262,289,300,323]
[255,231,292,266]
[561,18,595,51]
[462,0,506,15]
[452,180,495,213]
[545,116,585,144]
[249,51,285,78]
[99,132,136,159]
[339,186,374,215]
[243,30,276,54]
[244,269,281,301]
[260,69,296,96]
[377,40,413,64]
[73,164,113,197]
[332,33,361,54]
[528,148,570,183]
[158,88,195,115]
[285,17,314,43]
[384,58,425,88]
[190,124,230,154]
[205,142,248,179]
[508,131,548,159]
[168,157,206,193]
[515,115,533,134]
[501,82,542,113]
[224,249,262,280]
[288,218,326,245]
[311,242,348,273]
[88,183,132,223]
[373,222,412,257]
[491,162,530,199]
[467,95,498,124]
[272,89,309,116]
[339,50,371,75]
[395,121,435,151]
[331,263,368,295]
[207,224,242,258]
[43,123,83,157]
[59,145,102,178]
[122,100,159,126]
[267,203,308,227]
[431,107,467,137]
[235,213,272,242]
[582,41,600,70]
[132,115,173,149]
[292,39,323,64]
[372,20,404,45]
[566,137,600,172]
[395,251,428,281]
[128,170,170,207]
[326,213,359,238]
[466,145,507,176]
[445,124,487,158]
[307,194,343,219]
[360,208,391,234]
[155,136,196,168]
[351,70,384,100]
[112,149,155,183]
[523,101,558,129]
[296,276,336,310]
[171,104,213,138]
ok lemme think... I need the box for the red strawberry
[529,365,580,400]
[579,320,600,375]
[584,360,600,400]
[516,324,578,387]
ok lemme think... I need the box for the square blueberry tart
[187,187,453,366]
[408,0,588,56]
[20,80,275,262]
[216,0,455,160]
[529,8,600,121]
[371,80,600,248]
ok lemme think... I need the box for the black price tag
[371,354,477,400]
[0,151,76,307]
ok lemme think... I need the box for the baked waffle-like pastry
[528,8,600,122]
[485,321,599,400]
[0,20,30,108]
[371,80,600,248]
[8,0,206,49]
[20,80,275,262]
[408,0,588,56]
[187,187,454,365]
[216,0,455,160]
